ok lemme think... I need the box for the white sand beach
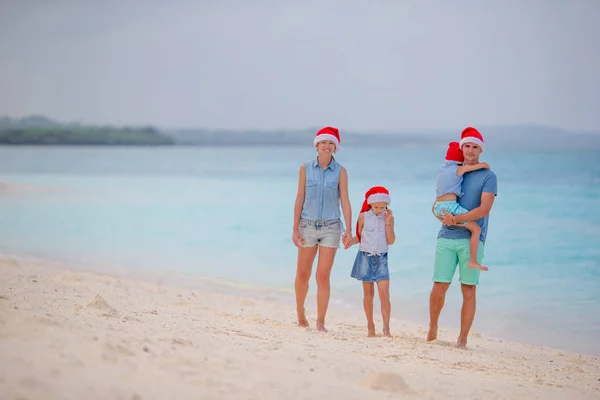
[1,255,599,400]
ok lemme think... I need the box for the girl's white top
[359,210,389,255]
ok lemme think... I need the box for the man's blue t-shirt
[437,169,498,243]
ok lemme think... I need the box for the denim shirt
[436,161,463,197]
[301,158,342,222]
[359,210,388,255]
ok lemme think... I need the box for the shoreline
[2,248,598,357]
[1,253,599,399]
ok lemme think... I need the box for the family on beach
[292,126,498,348]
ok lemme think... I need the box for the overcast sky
[1,0,598,132]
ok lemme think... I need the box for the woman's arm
[347,213,364,248]
[338,167,353,243]
[292,165,306,247]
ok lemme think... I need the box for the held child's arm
[385,215,395,245]
[457,162,490,177]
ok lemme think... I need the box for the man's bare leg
[464,222,488,271]
[427,282,450,341]
[362,282,376,337]
[377,280,391,337]
[457,283,477,348]
[315,246,337,332]
[294,245,318,327]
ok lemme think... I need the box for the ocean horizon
[1,145,599,356]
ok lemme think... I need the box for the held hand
[384,209,393,225]
[341,237,348,249]
[341,230,351,247]
[481,162,491,170]
[342,234,350,249]
[343,235,358,250]
[439,210,458,226]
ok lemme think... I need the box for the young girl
[292,126,353,332]
[433,141,490,271]
[345,186,395,337]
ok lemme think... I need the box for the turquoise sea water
[1,145,599,355]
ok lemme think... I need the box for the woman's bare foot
[297,318,309,328]
[468,261,489,271]
[426,324,438,341]
[383,326,391,337]
[316,321,328,332]
[456,337,468,348]
[297,308,309,327]
[367,324,376,337]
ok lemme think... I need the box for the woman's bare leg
[295,245,318,327]
[315,246,337,332]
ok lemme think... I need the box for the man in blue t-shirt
[427,127,498,348]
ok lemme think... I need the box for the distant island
[0,116,173,145]
[1,115,599,149]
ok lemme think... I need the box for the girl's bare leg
[377,280,391,337]
[464,221,488,271]
[362,282,375,337]
[315,246,337,332]
[295,245,318,327]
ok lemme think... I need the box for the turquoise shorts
[433,238,484,285]
[434,201,469,226]
[434,200,469,217]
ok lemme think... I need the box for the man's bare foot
[316,321,328,332]
[456,337,468,348]
[426,325,438,341]
[367,324,376,337]
[383,326,391,337]
[468,261,489,271]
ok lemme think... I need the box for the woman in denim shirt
[292,126,353,332]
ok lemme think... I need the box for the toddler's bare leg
[464,221,488,271]
[377,280,391,337]
[362,282,376,337]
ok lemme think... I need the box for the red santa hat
[314,126,341,150]
[445,141,464,163]
[356,186,391,241]
[459,126,484,152]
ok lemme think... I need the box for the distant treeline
[1,115,599,148]
[0,126,174,145]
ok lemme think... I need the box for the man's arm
[457,162,490,177]
[443,192,495,225]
